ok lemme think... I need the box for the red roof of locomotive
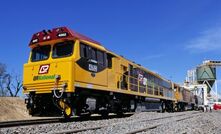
[29,27,101,46]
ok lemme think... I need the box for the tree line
[0,63,22,97]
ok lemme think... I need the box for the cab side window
[80,43,88,58]
[91,48,96,61]
[80,42,107,67]
[97,50,104,66]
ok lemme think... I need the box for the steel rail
[0,118,62,128]
[0,113,133,128]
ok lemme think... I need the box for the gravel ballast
[1,111,221,134]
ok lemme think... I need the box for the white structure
[186,60,221,102]
[186,69,197,84]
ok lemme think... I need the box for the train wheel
[191,104,195,110]
[116,111,124,117]
[163,102,166,112]
[184,106,188,111]
[177,104,181,112]
[100,110,109,118]
[167,102,174,112]
[159,102,165,113]
[174,105,178,112]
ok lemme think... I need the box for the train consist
[23,27,199,118]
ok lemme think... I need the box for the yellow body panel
[174,84,181,102]
[175,89,182,102]
[75,63,108,87]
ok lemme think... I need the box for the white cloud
[186,26,221,52]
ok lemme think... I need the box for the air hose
[53,75,64,99]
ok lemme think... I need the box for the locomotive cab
[23,27,102,117]
[24,40,75,93]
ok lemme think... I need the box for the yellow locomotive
[23,27,192,118]
[174,83,195,111]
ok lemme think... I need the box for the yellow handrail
[115,72,173,98]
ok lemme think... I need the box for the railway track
[125,113,202,134]
[53,111,201,134]
[0,113,133,128]
[0,118,63,128]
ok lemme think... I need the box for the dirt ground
[0,97,32,121]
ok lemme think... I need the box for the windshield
[52,41,74,58]
[31,45,51,62]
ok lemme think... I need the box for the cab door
[107,54,119,89]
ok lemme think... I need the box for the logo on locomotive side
[138,74,147,86]
[33,75,55,81]
[39,64,50,74]
[88,64,98,72]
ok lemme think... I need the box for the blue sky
[0,0,221,94]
